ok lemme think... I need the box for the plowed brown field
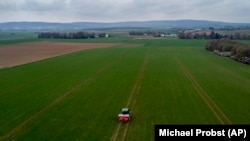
[0,41,119,68]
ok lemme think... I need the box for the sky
[0,0,250,23]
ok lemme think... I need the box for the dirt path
[110,48,150,141]
[0,41,119,68]
[175,57,232,124]
[0,61,116,141]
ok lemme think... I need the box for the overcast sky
[0,0,250,23]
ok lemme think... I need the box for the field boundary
[110,48,150,141]
[0,61,116,141]
[175,57,232,124]
[0,41,119,68]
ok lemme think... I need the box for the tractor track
[175,57,232,124]
[0,72,57,97]
[111,48,150,141]
[200,56,250,84]
[0,49,117,97]
[0,61,116,141]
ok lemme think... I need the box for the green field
[0,39,249,141]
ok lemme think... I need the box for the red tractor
[118,108,131,122]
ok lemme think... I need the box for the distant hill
[1,20,250,30]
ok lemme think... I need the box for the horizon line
[1,19,250,24]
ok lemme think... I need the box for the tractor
[118,108,131,122]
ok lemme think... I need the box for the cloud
[0,0,249,23]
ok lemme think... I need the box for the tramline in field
[0,39,249,141]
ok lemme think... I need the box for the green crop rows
[0,39,249,141]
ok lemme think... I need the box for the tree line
[205,39,250,64]
[129,31,165,37]
[178,30,250,40]
[37,32,108,39]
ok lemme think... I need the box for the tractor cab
[118,108,131,122]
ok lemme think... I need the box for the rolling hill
[1,20,250,30]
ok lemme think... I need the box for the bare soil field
[0,41,119,68]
